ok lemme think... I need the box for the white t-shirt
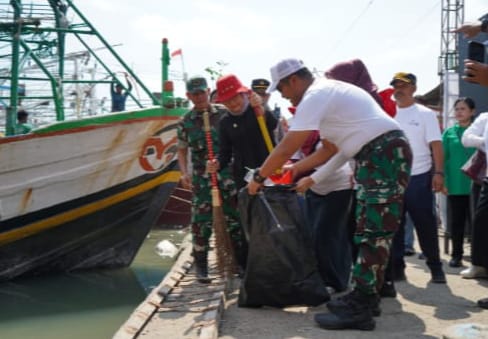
[307,141,353,195]
[289,78,400,183]
[311,162,353,195]
[462,112,488,174]
[462,112,488,151]
[394,103,441,175]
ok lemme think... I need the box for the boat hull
[157,182,192,227]
[0,108,184,281]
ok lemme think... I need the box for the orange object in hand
[269,169,293,185]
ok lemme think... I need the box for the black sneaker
[379,280,397,298]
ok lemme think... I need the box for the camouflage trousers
[352,130,412,295]
[191,170,245,253]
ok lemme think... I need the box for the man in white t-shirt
[389,72,446,284]
[247,58,412,331]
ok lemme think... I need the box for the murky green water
[0,228,188,339]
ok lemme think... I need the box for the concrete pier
[115,233,488,339]
[114,236,229,339]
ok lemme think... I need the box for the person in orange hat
[208,74,278,189]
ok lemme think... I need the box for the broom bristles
[211,189,238,277]
[203,111,238,278]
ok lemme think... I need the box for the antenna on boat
[161,38,176,108]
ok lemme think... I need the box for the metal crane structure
[438,0,464,129]
[0,0,162,135]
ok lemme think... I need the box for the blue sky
[77,1,486,113]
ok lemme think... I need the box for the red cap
[215,74,249,103]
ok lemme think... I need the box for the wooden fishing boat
[0,0,187,280]
[156,182,192,227]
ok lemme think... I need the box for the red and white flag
[171,48,182,57]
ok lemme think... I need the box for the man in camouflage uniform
[248,58,412,330]
[177,76,246,283]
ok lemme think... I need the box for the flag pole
[180,52,188,83]
[171,48,187,85]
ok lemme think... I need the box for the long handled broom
[250,95,293,184]
[202,111,237,277]
[250,94,274,153]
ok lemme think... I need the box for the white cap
[267,58,305,93]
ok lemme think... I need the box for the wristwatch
[253,169,266,184]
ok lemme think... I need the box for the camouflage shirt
[177,104,228,178]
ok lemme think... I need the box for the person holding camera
[457,13,488,310]
[455,15,488,39]
[461,110,488,309]
[455,14,488,86]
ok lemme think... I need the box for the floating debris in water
[155,239,178,258]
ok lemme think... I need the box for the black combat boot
[327,289,381,317]
[193,251,211,283]
[379,280,397,298]
[315,290,376,330]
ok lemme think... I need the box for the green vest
[442,124,476,195]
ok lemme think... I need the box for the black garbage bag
[237,185,330,308]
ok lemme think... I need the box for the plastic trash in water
[155,239,178,258]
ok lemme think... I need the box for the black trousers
[469,182,482,239]
[447,195,471,260]
[471,178,488,270]
[392,171,442,272]
[305,189,354,292]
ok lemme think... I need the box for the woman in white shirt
[461,113,488,280]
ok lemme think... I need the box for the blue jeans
[305,189,354,292]
[404,213,415,251]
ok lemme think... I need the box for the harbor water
[0,228,188,339]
